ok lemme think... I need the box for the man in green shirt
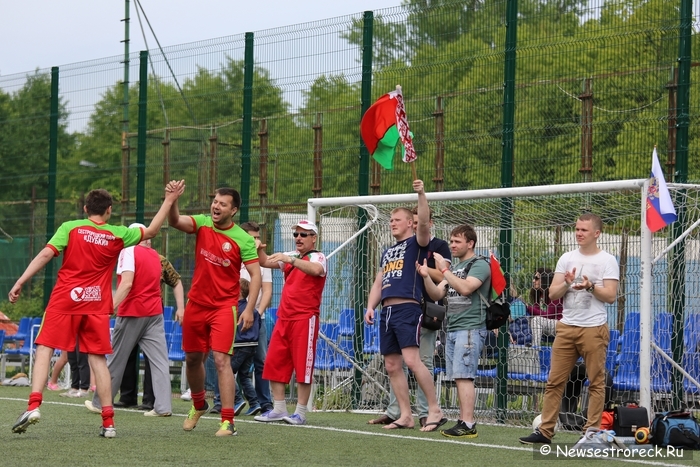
[418,224,491,439]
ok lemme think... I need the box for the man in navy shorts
[364,179,445,432]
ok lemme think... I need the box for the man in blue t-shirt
[368,207,451,428]
[364,179,445,432]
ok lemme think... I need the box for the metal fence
[0,0,697,304]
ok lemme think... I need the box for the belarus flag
[360,87,417,170]
[646,148,677,233]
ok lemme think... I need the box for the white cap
[292,220,318,235]
[129,222,146,229]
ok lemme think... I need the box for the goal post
[303,179,700,424]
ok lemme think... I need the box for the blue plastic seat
[338,308,354,337]
[362,320,380,354]
[168,323,185,362]
[314,323,338,371]
[605,329,620,373]
[651,312,672,392]
[335,339,355,370]
[265,308,277,342]
[6,317,42,356]
[5,316,31,342]
[613,312,640,391]
[163,306,174,320]
[682,352,700,394]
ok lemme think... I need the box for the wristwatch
[586,283,595,293]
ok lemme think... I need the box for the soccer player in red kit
[167,185,261,437]
[9,182,184,437]
[254,220,327,426]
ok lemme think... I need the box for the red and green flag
[360,87,417,170]
[489,252,507,299]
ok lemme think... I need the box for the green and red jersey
[187,215,259,308]
[45,219,143,315]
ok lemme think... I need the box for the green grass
[0,386,695,467]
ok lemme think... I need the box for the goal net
[302,180,700,427]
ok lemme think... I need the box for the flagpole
[410,162,417,181]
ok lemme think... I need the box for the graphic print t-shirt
[45,219,143,315]
[379,236,428,304]
[187,215,259,308]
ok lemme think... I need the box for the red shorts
[35,312,112,355]
[182,300,237,354]
[263,316,318,384]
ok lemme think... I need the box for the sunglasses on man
[293,232,315,238]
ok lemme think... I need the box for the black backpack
[468,256,510,330]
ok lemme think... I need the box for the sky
[1,0,403,76]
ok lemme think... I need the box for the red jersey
[45,219,143,315]
[187,214,259,308]
[277,250,327,320]
[116,245,163,318]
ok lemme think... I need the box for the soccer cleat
[234,400,246,416]
[180,389,192,401]
[244,405,262,416]
[254,409,289,423]
[100,426,116,438]
[84,400,101,414]
[215,420,238,437]
[519,429,551,445]
[12,408,41,434]
[144,409,172,417]
[282,413,307,425]
[441,420,478,439]
[183,401,210,431]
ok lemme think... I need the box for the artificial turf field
[0,386,696,467]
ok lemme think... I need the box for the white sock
[465,421,475,429]
[273,400,287,414]
[294,404,308,419]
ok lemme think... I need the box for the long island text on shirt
[380,236,428,304]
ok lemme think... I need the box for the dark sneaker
[183,401,210,431]
[234,400,246,416]
[12,408,41,434]
[215,420,238,437]
[441,420,478,438]
[100,426,116,438]
[519,430,551,445]
[244,405,262,416]
[209,405,221,415]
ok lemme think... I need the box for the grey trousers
[92,314,172,414]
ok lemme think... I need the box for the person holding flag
[417,224,492,439]
[519,213,619,445]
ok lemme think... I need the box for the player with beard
[167,185,261,437]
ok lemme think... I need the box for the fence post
[209,129,218,196]
[579,78,593,183]
[497,0,518,423]
[258,119,268,206]
[313,113,323,198]
[136,50,148,224]
[433,96,444,192]
[43,66,59,308]
[240,32,254,223]
[669,0,693,410]
[353,10,374,409]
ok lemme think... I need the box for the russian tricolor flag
[646,148,677,233]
